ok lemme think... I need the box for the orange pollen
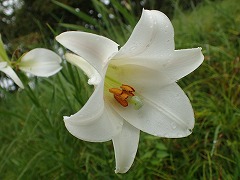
[120,84,135,92]
[109,88,122,95]
[114,94,128,107]
[109,84,135,107]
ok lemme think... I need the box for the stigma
[109,84,143,110]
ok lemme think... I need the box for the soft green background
[0,0,239,179]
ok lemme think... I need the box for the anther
[120,84,135,92]
[109,84,143,109]
[109,88,122,95]
[120,93,129,100]
[114,95,128,107]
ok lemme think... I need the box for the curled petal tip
[115,167,130,174]
[65,53,102,86]
[0,64,24,88]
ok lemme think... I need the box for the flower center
[109,84,143,110]
[105,65,143,110]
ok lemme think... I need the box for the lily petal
[0,62,24,88]
[64,102,123,142]
[113,9,174,60]
[164,48,204,81]
[65,53,101,86]
[56,31,119,74]
[111,83,194,138]
[64,83,123,142]
[109,48,204,90]
[64,59,123,142]
[19,48,62,77]
[0,62,7,68]
[107,64,172,91]
[112,121,140,173]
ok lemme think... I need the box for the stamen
[109,84,143,110]
[120,93,129,100]
[114,95,128,107]
[109,88,122,95]
[120,84,135,92]
[123,90,135,96]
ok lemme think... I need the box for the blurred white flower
[0,34,62,89]
[0,34,24,88]
[18,48,62,77]
[56,9,204,173]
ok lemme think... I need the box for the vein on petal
[141,94,192,129]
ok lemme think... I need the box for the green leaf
[52,0,99,27]
[59,23,96,33]
[0,34,10,63]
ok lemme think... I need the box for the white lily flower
[18,48,62,77]
[1,33,62,88]
[0,34,24,88]
[56,9,204,173]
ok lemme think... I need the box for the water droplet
[130,46,136,51]
[100,0,110,5]
[171,122,177,129]
[164,133,169,138]
[97,13,102,18]
[123,167,130,172]
[131,153,136,158]
[177,133,183,137]
[109,14,115,19]
[175,93,180,99]
[163,60,170,68]
[115,168,120,173]
[163,63,168,68]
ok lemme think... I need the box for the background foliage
[0,0,239,179]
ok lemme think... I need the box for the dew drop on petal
[131,153,136,158]
[175,93,180,99]
[177,133,183,137]
[171,122,177,129]
[123,167,130,172]
[130,46,136,51]
[115,168,120,173]
[164,133,169,138]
